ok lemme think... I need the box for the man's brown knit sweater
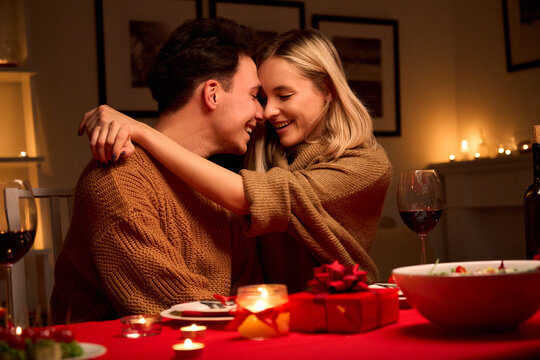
[240,143,392,293]
[51,147,260,324]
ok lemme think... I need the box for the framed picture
[209,0,305,46]
[95,0,202,117]
[313,15,400,137]
[502,0,540,72]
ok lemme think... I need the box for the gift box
[289,260,399,333]
[289,288,399,333]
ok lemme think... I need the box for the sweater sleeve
[92,212,215,316]
[240,145,391,278]
[241,146,390,235]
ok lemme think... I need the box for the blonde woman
[81,29,392,291]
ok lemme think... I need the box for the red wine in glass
[399,210,442,235]
[0,230,36,264]
[397,170,443,264]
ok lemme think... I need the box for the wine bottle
[524,125,540,260]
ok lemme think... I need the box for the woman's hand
[79,105,136,163]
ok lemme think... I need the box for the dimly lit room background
[1,0,539,278]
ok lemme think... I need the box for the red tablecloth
[66,309,540,360]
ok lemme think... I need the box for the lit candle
[505,149,512,156]
[172,339,205,358]
[235,284,289,340]
[121,314,162,338]
[460,140,471,160]
[474,152,481,159]
[498,144,505,155]
[19,151,27,158]
[16,326,22,335]
[449,154,456,161]
[518,140,531,153]
[180,324,207,339]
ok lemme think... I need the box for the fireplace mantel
[428,153,532,261]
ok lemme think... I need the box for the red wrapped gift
[289,261,399,333]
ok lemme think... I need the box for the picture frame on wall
[209,0,305,46]
[95,0,202,117]
[502,0,540,72]
[313,15,400,137]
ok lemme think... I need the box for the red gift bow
[308,260,369,293]
[226,302,290,334]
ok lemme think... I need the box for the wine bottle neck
[533,143,540,183]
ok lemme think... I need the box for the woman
[81,29,392,291]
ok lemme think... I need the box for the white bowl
[392,260,540,330]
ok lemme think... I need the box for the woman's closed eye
[279,94,293,100]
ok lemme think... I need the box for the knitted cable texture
[240,142,392,293]
[51,147,259,324]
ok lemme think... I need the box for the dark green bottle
[524,125,540,259]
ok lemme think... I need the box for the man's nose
[255,100,265,123]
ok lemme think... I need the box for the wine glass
[0,179,37,327]
[397,170,443,264]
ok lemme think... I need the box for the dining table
[63,307,540,360]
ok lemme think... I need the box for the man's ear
[203,80,220,110]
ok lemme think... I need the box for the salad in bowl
[392,260,540,330]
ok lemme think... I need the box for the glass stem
[4,264,13,327]
[419,235,427,264]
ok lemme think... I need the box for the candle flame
[449,154,456,161]
[138,317,146,324]
[19,151,27,157]
[505,149,511,155]
[184,338,193,348]
[474,152,480,158]
[16,327,22,336]
[461,140,468,150]
[190,324,198,330]
[523,144,529,150]
[253,299,268,312]
[257,287,269,298]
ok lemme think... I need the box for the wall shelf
[0,156,44,163]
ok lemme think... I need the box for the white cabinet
[429,155,531,262]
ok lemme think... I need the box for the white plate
[64,342,107,360]
[160,301,235,321]
[369,283,404,297]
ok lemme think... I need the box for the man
[51,18,263,323]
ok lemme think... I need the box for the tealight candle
[121,314,162,338]
[180,324,207,339]
[460,139,472,160]
[235,284,289,340]
[172,339,204,358]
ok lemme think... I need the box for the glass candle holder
[235,284,289,340]
[121,314,162,338]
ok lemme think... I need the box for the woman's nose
[263,100,279,119]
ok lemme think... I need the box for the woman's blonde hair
[249,29,377,171]
[247,28,377,172]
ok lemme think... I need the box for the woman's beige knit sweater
[240,143,392,293]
